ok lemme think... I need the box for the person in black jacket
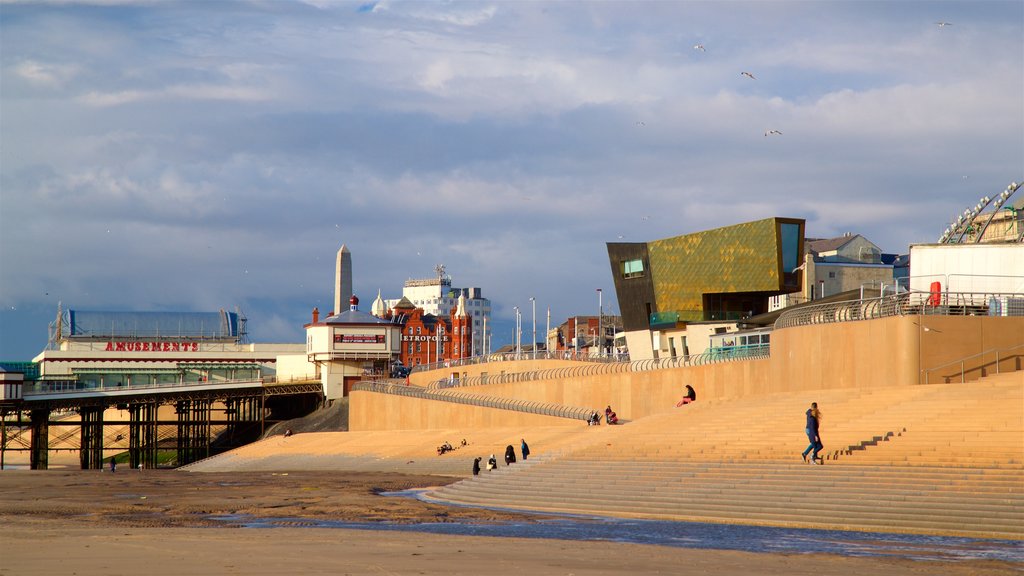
[472,457,481,475]
[802,402,824,464]
[504,444,516,465]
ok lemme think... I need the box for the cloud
[0,1,1021,360]
[12,59,79,88]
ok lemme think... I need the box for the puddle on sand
[206,510,1024,564]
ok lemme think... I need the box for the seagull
[936,21,952,27]
[636,121,646,126]
[741,71,756,80]
[765,130,782,137]
[693,44,705,52]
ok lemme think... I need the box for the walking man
[802,402,823,465]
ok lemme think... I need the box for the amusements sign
[105,341,199,352]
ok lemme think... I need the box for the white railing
[774,290,1024,330]
[424,345,769,390]
[22,377,265,397]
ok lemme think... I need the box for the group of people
[437,439,468,456]
[472,439,529,475]
[604,406,619,425]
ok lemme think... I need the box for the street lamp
[546,305,551,360]
[513,306,521,359]
[597,288,603,358]
[530,297,537,360]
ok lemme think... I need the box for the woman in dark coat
[472,457,481,475]
[520,439,530,460]
[504,444,516,465]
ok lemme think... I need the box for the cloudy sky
[1,1,1022,359]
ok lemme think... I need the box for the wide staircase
[183,424,598,477]
[426,375,1024,540]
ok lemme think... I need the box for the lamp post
[597,288,603,358]
[546,305,551,360]
[513,306,521,359]
[530,297,537,360]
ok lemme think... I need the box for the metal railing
[923,343,1024,384]
[350,380,594,422]
[424,345,769,390]
[23,377,267,397]
[774,290,1024,330]
[411,350,629,374]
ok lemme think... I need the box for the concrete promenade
[186,374,1024,539]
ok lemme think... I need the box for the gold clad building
[607,217,805,359]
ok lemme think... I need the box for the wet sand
[0,469,1018,576]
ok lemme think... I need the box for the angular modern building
[607,217,805,359]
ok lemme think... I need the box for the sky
[1,1,1022,360]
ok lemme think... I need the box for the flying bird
[741,71,756,80]
[765,130,782,137]
[936,21,953,27]
[693,44,705,52]
[636,121,646,126]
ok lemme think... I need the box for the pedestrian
[486,454,497,471]
[802,402,824,465]
[472,457,481,476]
[676,385,697,407]
[504,444,516,465]
[520,438,530,461]
[109,456,116,473]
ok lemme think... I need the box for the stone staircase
[426,378,1024,539]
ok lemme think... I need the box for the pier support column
[29,409,50,470]
[129,402,158,470]
[79,406,104,470]
[176,399,211,466]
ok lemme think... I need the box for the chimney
[312,307,319,323]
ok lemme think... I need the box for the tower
[333,244,352,315]
[451,293,472,360]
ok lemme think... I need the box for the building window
[408,342,413,355]
[416,327,422,335]
[828,271,836,278]
[416,342,422,353]
[622,259,645,279]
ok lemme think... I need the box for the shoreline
[1,469,1020,575]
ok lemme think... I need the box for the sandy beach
[1,469,1019,576]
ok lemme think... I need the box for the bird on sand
[741,71,756,80]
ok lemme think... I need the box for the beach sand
[0,469,1018,576]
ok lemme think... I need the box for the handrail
[775,290,1024,331]
[410,350,629,374]
[350,380,594,422]
[424,344,769,390]
[923,342,1024,384]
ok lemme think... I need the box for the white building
[382,266,492,357]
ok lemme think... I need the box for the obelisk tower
[333,244,352,315]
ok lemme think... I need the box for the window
[622,259,645,279]
[828,271,836,278]
[416,327,422,335]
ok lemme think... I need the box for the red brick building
[384,294,472,367]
